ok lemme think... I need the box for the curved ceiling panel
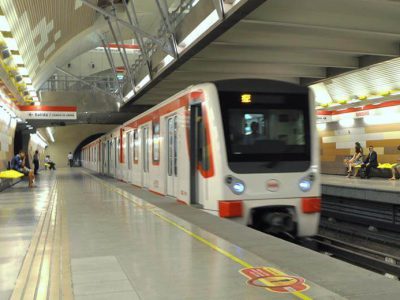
[0,0,96,87]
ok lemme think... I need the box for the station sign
[18,105,77,120]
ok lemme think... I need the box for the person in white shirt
[68,152,73,167]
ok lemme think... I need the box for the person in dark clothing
[33,150,39,175]
[11,150,35,187]
[363,145,378,179]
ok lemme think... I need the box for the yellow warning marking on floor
[83,171,313,300]
[10,180,74,300]
[60,192,74,300]
[10,183,55,299]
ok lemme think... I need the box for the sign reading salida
[18,106,77,120]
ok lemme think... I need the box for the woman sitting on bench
[345,142,363,178]
[11,150,35,188]
[389,145,400,180]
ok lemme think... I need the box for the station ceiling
[0,0,400,125]
[134,0,400,106]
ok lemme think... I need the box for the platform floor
[1,169,400,299]
[322,174,400,192]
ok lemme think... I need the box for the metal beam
[80,0,175,56]
[299,77,321,87]
[178,61,326,78]
[122,0,153,78]
[106,17,136,92]
[212,0,225,19]
[241,19,400,39]
[326,67,351,77]
[212,41,399,57]
[154,0,178,59]
[359,55,391,68]
[192,50,358,69]
[56,67,119,99]
[121,0,268,109]
[100,37,124,98]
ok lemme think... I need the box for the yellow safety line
[60,190,74,300]
[83,171,313,300]
[49,191,61,300]
[10,185,56,300]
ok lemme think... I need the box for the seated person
[44,155,50,170]
[362,145,378,179]
[11,150,35,187]
[389,145,400,180]
[345,142,363,178]
[47,156,56,170]
[242,121,263,145]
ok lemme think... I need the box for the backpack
[359,166,367,179]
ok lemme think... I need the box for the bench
[0,169,24,191]
[354,163,400,179]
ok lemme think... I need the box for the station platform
[321,174,400,233]
[1,169,400,300]
[322,174,400,204]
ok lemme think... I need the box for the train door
[141,126,150,188]
[107,140,111,175]
[190,104,207,207]
[114,137,117,177]
[102,142,106,174]
[166,115,178,197]
[126,131,132,182]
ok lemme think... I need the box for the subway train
[82,79,321,237]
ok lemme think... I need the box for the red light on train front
[219,200,243,218]
[301,197,321,213]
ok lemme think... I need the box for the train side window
[173,116,177,176]
[143,127,150,172]
[153,122,160,162]
[167,118,173,176]
[197,109,209,171]
[117,138,120,163]
[133,130,138,162]
[127,132,132,169]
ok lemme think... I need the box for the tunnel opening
[73,133,105,166]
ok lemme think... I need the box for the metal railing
[39,74,124,93]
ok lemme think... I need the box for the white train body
[82,80,320,237]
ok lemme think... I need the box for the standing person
[389,145,400,180]
[363,145,378,179]
[33,150,39,175]
[68,152,73,167]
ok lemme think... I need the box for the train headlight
[225,176,246,195]
[233,182,245,194]
[299,179,312,192]
[299,172,317,192]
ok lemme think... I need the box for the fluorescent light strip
[178,10,219,53]
[37,131,48,144]
[46,127,55,143]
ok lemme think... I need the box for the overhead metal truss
[79,0,267,107]
[80,0,176,57]
[54,67,121,99]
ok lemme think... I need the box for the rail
[306,234,400,278]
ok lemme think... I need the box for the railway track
[303,234,400,279]
[319,217,400,248]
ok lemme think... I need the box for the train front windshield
[219,91,311,173]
